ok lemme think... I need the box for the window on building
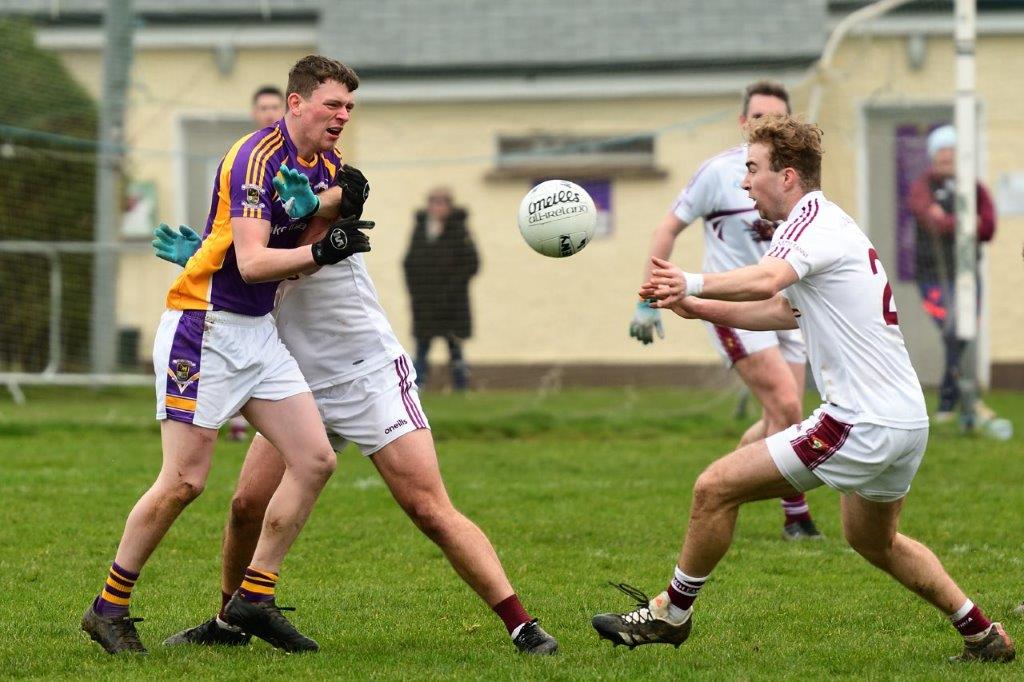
[490,132,663,179]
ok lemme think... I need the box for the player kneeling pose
[154,167,558,655]
[593,116,1013,663]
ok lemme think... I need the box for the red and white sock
[781,495,811,524]
[666,566,706,619]
[950,599,992,640]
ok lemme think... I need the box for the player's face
[252,94,285,128]
[739,94,789,125]
[932,147,955,177]
[742,143,786,221]
[292,79,356,152]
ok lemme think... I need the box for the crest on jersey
[242,183,265,209]
[167,358,200,394]
[745,218,778,242]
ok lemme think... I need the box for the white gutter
[808,0,917,122]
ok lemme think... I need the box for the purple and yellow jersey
[166,118,342,316]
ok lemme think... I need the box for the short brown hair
[251,85,284,104]
[745,115,823,190]
[286,55,359,99]
[742,80,791,117]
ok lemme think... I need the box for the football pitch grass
[1,386,1022,680]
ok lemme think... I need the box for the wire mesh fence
[1,4,1018,425]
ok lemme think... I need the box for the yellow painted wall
[54,30,1024,365]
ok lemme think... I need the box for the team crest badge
[810,437,825,451]
[241,183,265,209]
[745,218,778,242]
[167,358,200,394]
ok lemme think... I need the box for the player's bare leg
[83,421,218,654]
[218,393,336,653]
[116,421,218,569]
[593,441,799,648]
[240,394,335,572]
[164,434,286,647]
[841,494,1014,662]
[677,441,802,575]
[732,349,819,539]
[222,435,285,602]
[372,428,557,654]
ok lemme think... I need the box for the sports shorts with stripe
[315,353,430,456]
[154,309,309,429]
[766,405,929,502]
[701,321,806,368]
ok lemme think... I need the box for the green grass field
[1,386,1022,680]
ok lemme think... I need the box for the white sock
[666,566,706,623]
[949,600,974,623]
[215,615,242,632]
[665,602,691,624]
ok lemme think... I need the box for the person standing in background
[907,125,996,423]
[403,188,479,392]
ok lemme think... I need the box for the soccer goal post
[954,0,980,428]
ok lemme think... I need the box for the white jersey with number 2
[764,191,928,429]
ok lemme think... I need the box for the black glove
[311,216,375,265]
[336,164,370,219]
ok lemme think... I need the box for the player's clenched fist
[336,164,370,219]
[311,215,375,265]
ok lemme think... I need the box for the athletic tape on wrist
[683,272,704,297]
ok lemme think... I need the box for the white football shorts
[702,322,806,368]
[154,309,309,429]
[766,406,929,502]
[314,354,430,456]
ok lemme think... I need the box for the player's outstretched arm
[152,223,201,267]
[667,295,799,331]
[629,212,687,345]
[642,256,798,305]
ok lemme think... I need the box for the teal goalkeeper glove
[152,223,201,267]
[274,164,320,220]
[629,300,664,345]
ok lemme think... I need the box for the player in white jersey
[595,116,1013,662]
[155,171,558,656]
[630,81,820,540]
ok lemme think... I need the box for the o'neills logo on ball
[527,189,582,216]
[527,202,590,225]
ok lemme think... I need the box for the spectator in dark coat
[403,188,479,390]
[907,124,996,420]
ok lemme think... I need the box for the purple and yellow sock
[92,561,139,618]
[237,566,278,603]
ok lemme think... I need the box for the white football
[517,180,597,258]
